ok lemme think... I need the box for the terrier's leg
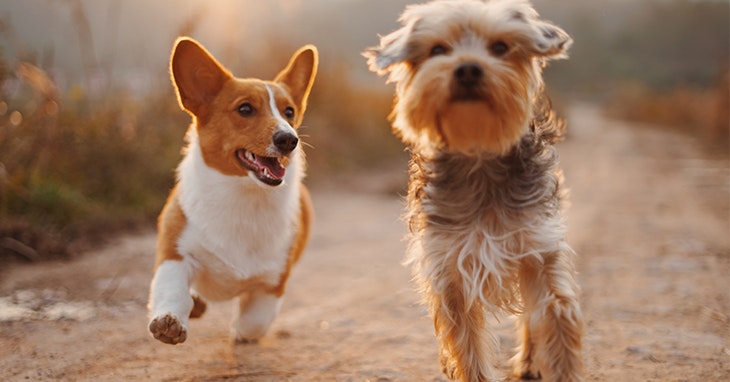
[430,281,498,382]
[148,260,194,345]
[515,249,584,382]
[230,290,282,343]
[512,260,542,379]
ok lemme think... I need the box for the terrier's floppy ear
[525,19,572,59]
[363,22,414,76]
[170,37,232,118]
[274,45,319,126]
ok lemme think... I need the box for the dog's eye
[237,103,256,117]
[429,44,448,57]
[283,107,295,120]
[489,41,509,57]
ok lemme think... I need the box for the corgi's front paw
[149,313,187,345]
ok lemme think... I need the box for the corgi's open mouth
[235,149,286,186]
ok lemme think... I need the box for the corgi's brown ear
[274,45,318,125]
[170,37,232,118]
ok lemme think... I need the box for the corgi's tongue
[236,149,286,185]
[256,156,286,179]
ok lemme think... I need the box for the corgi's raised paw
[149,313,187,345]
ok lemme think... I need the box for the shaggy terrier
[364,1,584,381]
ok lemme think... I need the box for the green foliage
[3,0,724,259]
[0,71,188,258]
[0,41,401,260]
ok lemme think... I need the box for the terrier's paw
[440,350,460,380]
[516,369,541,380]
[149,313,187,345]
[514,362,541,380]
[513,352,541,380]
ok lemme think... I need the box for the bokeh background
[0,0,728,260]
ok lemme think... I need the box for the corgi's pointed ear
[274,45,318,123]
[170,37,232,117]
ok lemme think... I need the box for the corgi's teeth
[245,151,255,161]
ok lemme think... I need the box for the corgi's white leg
[230,291,282,343]
[148,260,194,345]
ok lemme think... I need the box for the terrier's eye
[237,103,256,116]
[429,44,448,57]
[284,106,295,120]
[489,41,509,57]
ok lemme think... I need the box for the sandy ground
[1,104,728,381]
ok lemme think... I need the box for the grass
[4,0,725,262]
[0,73,189,260]
[0,49,400,262]
[605,71,730,152]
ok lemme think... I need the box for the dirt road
[1,104,728,381]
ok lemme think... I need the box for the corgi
[147,37,318,345]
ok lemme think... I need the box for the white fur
[148,39,315,346]
[265,84,298,154]
[148,260,194,329]
[364,1,582,379]
[230,291,283,341]
[148,126,302,340]
[149,83,304,312]
[410,211,568,314]
[175,127,303,301]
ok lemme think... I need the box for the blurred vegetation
[543,0,729,93]
[236,39,403,180]
[0,0,727,261]
[605,74,729,150]
[0,58,189,261]
[542,0,729,147]
[0,11,400,262]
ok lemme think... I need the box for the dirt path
[1,104,728,381]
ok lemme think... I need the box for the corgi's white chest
[175,130,302,295]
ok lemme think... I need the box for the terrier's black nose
[454,62,483,87]
[273,131,298,154]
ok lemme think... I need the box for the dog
[147,37,317,345]
[364,0,583,381]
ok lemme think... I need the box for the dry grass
[0,45,402,262]
[606,72,730,152]
[0,68,189,261]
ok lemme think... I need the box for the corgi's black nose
[273,131,298,154]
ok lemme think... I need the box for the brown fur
[154,185,185,269]
[147,37,317,345]
[170,40,316,178]
[364,1,583,381]
[156,38,317,272]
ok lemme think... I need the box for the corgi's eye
[489,41,509,57]
[283,107,295,120]
[237,103,256,116]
